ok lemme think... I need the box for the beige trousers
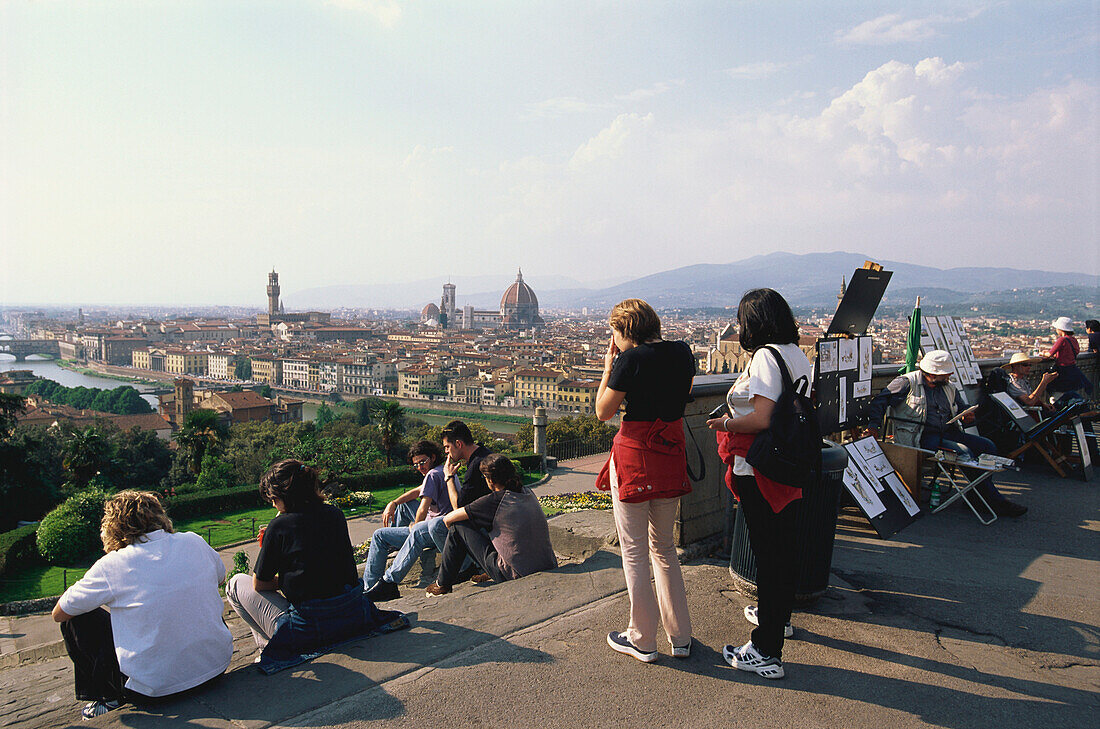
[610,456,692,652]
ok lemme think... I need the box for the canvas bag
[745,345,822,490]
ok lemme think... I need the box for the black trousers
[60,608,127,703]
[736,475,801,660]
[437,523,509,587]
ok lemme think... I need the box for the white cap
[1052,316,1073,332]
[918,350,954,376]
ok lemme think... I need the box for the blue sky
[2,1,1097,305]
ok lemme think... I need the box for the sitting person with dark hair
[1086,320,1100,355]
[226,460,409,673]
[364,440,452,602]
[425,454,557,596]
[52,491,232,720]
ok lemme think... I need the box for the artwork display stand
[842,437,923,537]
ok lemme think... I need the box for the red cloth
[596,419,691,502]
[1049,335,1079,366]
[715,430,801,514]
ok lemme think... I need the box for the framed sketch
[858,336,872,381]
[819,340,838,373]
[853,379,871,398]
[838,377,847,424]
[884,473,920,517]
[839,338,857,371]
[843,463,886,518]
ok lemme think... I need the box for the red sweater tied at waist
[596,419,691,502]
[716,430,801,514]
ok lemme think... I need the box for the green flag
[900,297,921,374]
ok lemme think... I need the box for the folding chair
[880,441,1003,525]
[991,394,1086,478]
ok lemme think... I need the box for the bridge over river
[0,340,61,361]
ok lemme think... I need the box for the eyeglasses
[413,459,431,468]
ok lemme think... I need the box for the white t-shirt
[58,530,233,697]
[725,343,814,477]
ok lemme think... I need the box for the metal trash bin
[728,441,848,604]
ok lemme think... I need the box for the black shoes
[365,579,401,602]
[992,500,1028,518]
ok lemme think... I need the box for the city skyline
[2,1,1098,306]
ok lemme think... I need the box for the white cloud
[836,10,984,45]
[725,61,787,80]
[325,0,403,28]
[616,80,684,102]
[568,113,653,169]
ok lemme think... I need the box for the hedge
[36,490,109,566]
[0,525,39,577]
[337,466,422,492]
[509,452,544,472]
[164,484,265,521]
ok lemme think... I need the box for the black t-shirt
[464,488,514,531]
[607,340,696,421]
[254,502,359,606]
[457,445,493,507]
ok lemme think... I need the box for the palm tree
[62,426,114,489]
[374,401,405,465]
[176,409,227,474]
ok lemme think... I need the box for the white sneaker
[723,640,785,679]
[670,638,691,658]
[744,604,794,638]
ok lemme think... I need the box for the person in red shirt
[1045,316,1092,401]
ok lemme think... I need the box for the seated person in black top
[226,460,406,670]
[426,455,557,596]
[440,420,492,509]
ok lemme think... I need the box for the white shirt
[58,530,232,697]
[725,343,814,476]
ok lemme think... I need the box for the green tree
[112,427,173,492]
[194,453,235,491]
[234,358,252,380]
[258,384,273,398]
[513,423,534,452]
[0,419,63,529]
[0,393,27,438]
[176,409,228,474]
[375,401,406,465]
[62,426,116,491]
[315,402,337,428]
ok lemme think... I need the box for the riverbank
[55,360,162,387]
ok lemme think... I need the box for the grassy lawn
[0,562,90,603]
[0,475,546,602]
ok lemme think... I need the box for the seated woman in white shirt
[52,491,233,720]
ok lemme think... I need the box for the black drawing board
[815,336,875,432]
[842,437,923,538]
[827,268,893,336]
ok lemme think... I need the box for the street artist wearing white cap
[864,350,1027,518]
[1043,317,1092,401]
[1002,353,1057,412]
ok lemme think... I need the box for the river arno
[0,356,161,408]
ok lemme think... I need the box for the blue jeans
[922,428,1007,503]
[364,512,449,588]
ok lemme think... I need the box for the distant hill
[288,252,1098,311]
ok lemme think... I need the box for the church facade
[422,269,544,330]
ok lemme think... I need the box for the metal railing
[547,434,616,462]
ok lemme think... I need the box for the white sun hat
[918,350,954,376]
[1052,316,1074,332]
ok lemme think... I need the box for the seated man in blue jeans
[364,440,452,601]
[865,350,1027,518]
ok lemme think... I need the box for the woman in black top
[226,461,401,669]
[595,298,695,663]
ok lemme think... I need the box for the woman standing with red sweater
[596,298,695,663]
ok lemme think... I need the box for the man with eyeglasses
[364,440,452,601]
[864,350,1026,517]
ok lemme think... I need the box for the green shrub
[36,489,109,566]
[508,452,544,471]
[165,484,265,521]
[0,524,40,577]
[226,551,250,581]
[337,466,421,492]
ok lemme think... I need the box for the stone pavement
[2,461,1098,728]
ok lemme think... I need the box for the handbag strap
[761,344,810,398]
[685,419,705,483]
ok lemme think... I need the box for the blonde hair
[609,299,661,344]
[100,491,175,553]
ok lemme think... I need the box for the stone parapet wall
[674,352,1098,548]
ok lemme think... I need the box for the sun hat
[1002,352,1040,369]
[918,350,954,376]
[1052,316,1074,332]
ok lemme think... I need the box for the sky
[1,1,1098,306]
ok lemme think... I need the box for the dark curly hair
[737,288,800,353]
[479,454,522,492]
[407,439,444,466]
[259,459,323,512]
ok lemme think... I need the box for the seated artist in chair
[864,350,1027,518]
[1002,353,1057,414]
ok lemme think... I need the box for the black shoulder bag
[745,345,822,490]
